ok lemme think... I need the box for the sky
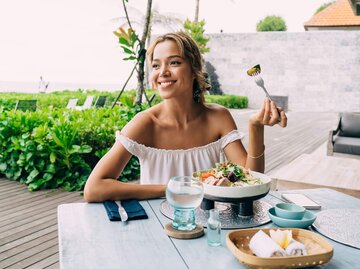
[0,0,330,90]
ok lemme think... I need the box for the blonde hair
[146,32,209,103]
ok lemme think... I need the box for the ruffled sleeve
[220,129,245,149]
[115,131,146,158]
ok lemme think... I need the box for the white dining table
[58,188,360,269]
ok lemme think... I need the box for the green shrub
[0,90,137,111]
[256,16,287,32]
[205,95,248,109]
[0,106,142,191]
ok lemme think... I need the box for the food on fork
[247,64,261,76]
[195,162,262,187]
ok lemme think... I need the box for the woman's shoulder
[120,109,155,145]
[206,104,236,136]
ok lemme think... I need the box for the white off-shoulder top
[115,129,244,184]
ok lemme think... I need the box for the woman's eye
[152,64,159,69]
[170,61,181,65]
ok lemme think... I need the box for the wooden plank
[26,253,59,269]
[0,191,81,219]
[0,180,17,187]
[0,195,82,229]
[1,219,57,246]
[4,245,58,269]
[0,237,58,268]
[0,232,57,262]
[0,207,61,233]
[44,261,59,269]
[0,193,82,224]
[1,214,57,241]
[0,225,57,254]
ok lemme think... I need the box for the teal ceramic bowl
[268,207,316,228]
[275,203,306,220]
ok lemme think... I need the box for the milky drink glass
[166,176,204,231]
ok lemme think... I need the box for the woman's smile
[158,80,177,89]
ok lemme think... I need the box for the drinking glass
[166,176,204,231]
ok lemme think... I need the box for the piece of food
[249,230,287,258]
[247,64,261,76]
[196,161,262,187]
[285,240,308,256]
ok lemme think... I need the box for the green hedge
[0,90,138,111]
[0,106,142,191]
[0,90,248,111]
[205,94,248,109]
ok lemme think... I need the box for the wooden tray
[226,228,333,269]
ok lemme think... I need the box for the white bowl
[193,171,272,199]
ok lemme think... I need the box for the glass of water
[166,176,204,231]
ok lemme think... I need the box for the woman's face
[150,40,195,101]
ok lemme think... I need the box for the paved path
[0,110,345,269]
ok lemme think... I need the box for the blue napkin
[103,200,148,222]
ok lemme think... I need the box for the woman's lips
[158,80,176,88]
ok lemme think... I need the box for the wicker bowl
[226,228,333,269]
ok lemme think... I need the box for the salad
[195,162,263,187]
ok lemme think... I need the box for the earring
[193,86,201,103]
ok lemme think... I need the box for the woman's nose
[159,65,170,76]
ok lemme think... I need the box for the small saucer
[268,207,316,228]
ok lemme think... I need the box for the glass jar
[207,208,221,246]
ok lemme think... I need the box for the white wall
[205,31,360,112]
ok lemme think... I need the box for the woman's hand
[249,98,287,128]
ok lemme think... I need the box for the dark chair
[94,96,107,108]
[327,112,360,156]
[14,100,37,112]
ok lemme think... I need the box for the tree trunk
[135,0,153,105]
[194,0,200,22]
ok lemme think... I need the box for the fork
[252,73,273,102]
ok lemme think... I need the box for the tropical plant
[256,15,287,32]
[315,1,335,14]
[113,0,153,107]
[183,19,210,54]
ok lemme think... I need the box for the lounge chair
[14,100,37,112]
[66,98,78,109]
[94,96,107,108]
[327,112,360,156]
[75,96,94,110]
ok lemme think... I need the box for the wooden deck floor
[0,110,352,269]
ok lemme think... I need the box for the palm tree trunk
[135,0,153,105]
[194,0,200,22]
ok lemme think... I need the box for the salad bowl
[192,162,272,200]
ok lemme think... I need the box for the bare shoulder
[204,103,237,135]
[120,109,154,145]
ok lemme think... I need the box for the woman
[84,32,287,202]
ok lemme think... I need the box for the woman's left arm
[246,98,287,172]
[224,98,287,173]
